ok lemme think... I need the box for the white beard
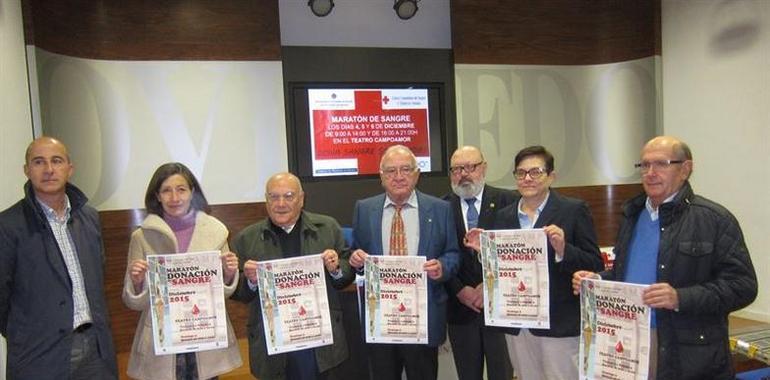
[451,180,484,199]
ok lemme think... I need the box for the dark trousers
[448,315,513,380]
[286,348,328,380]
[70,324,117,380]
[368,344,438,380]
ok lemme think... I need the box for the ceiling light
[308,0,334,17]
[394,0,419,20]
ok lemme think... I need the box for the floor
[117,340,253,380]
[115,316,768,380]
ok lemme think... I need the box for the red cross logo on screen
[382,95,390,104]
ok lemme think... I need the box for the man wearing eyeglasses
[573,136,757,380]
[443,146,515,380]
[467,145,603,380]
[348,145,460,380]
[231,172,355,380]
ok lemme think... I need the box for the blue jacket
[0,181,117,379]
[352,191,460,347]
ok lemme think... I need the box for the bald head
[379,145,420,205]
[26,136,70,165]
[640,136,694,208]
[265,172,304,195]
[23,136,74,202]
[449,145,487,198]
[379,145,417,170]
[451,146,485,164]
[643,136,692,162]
[265,172,305,228]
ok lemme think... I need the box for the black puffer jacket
[601,181,757,380]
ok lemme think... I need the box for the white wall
[0,0,34,376]
[32,50,287,210]
[1,0,33,208]
[661,0,769,321]
[455,58,658,189]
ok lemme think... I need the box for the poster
[308,88,431,176]
[364,255,428,344]
[579,278,651,380]
[480,229,550,328]
[147,251,228,355]
[256,254,333,355]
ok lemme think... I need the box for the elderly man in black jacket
[574,136,757,380]
[231,172,355,380]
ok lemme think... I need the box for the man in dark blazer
[349,145,460,380]
[443,146,515,380]
[0,137,118,379]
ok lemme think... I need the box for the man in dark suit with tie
[443,146,515,380]
[349,144,460,380]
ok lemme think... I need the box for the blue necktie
[465,198,479,229]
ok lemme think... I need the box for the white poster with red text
[579,279,651,380]
[308,89,431,176]
[364,255,428,344]
[147,251,228,355]
[480,229,550,328]
[255,254,333,355]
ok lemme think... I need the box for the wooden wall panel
[556,184,642,247]
[451,0,660,65]
[22,0,280,60]
[101,184,641,354]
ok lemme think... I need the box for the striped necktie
[389,205,406,255]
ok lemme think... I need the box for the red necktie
[389,205,406,256]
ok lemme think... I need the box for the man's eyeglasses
[513,167,548,180]
[266,191,298,203]
[381,166,417,178]
[449,161,485,175]
[634,160,684,173]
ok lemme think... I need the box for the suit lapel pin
[428,218,432,223]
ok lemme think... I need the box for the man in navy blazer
[443,146,515,380]
[349,145,460,380]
